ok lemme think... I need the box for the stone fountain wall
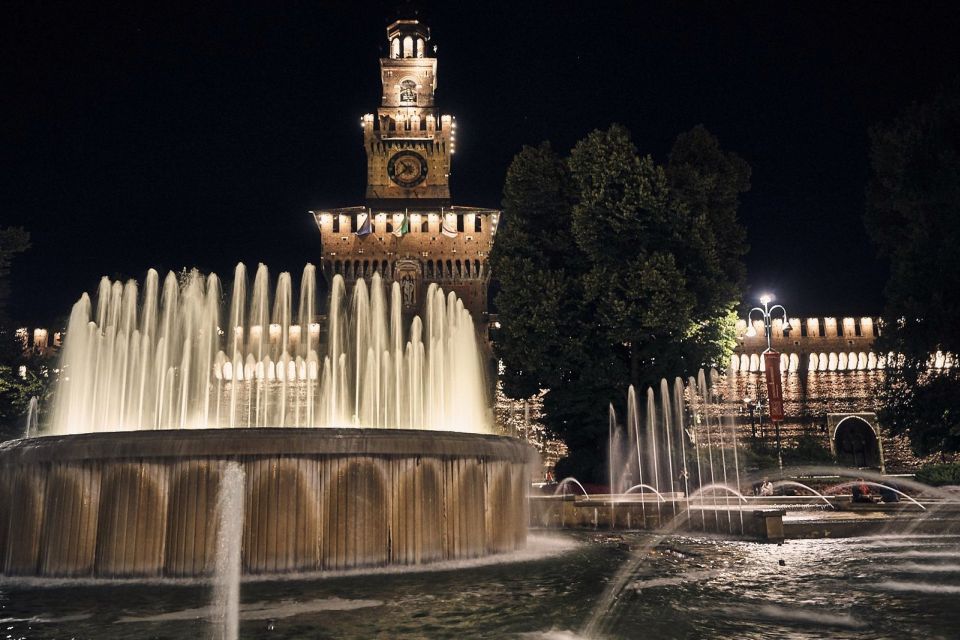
[0,429,533,578]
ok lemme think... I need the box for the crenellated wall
[312,206,499,335]
[732,316,954,373]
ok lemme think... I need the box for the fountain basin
[0,428,534,578]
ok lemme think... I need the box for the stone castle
[310,18,499,339]
[302,18,950,476]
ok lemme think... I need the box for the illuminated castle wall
[728,315,955,471]
[731,316,954,372]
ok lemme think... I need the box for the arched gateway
[828,413,885,471]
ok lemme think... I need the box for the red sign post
[763,350,785,422]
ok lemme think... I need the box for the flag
[441,214,458,238]
[355,212,372,237]
[393,213,409,237]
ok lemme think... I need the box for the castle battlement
[732,315,954,373]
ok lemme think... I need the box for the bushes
[783,433,834,466]
[915,462,960,486]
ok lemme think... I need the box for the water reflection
[3,532,960,639]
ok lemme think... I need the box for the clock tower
[364,19,454,208]
[311,14,499,346]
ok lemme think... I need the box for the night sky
[4,1,960,325]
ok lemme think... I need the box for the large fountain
[0,264,533,578]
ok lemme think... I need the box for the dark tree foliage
[0,226,53,439]
[866,86,960,456]
[0,330,56,440]
[492,127,749,482]
[0,227,30,325]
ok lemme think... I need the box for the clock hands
[389,152,427,187]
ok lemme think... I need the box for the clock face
[388,151,428,188]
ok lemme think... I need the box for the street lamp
[742,395,758,440]
[746,294,790,474]
[745,294,791,352]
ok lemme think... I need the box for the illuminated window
[417,37,425,58]
[403,36,413,57]
[391,38,400,58]
[399,79,417,104]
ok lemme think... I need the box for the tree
[0,226,30,325]
[0,226,51,440]
[0,330,56,440]
[866,85,960,456]
[492,127,749,482]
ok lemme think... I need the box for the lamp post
[745,294,790,351]
[742,395,758,440]
[746,294,790,474]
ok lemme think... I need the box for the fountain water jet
[49,265,490,435]
[212,462,244,640]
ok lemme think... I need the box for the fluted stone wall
[0,428,533,578]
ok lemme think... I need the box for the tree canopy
[866,85,960,456]
[0,227,30,326]
[0,226,51,439]
[491,126,749,482]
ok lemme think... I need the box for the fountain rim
[0,428,535,465]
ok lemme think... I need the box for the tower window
[417,37,425,58]
[391,38,400,59]
[421,218,429,233]
[403,36,413,58]
[474,215,482,232]
[332,216,340,233]
[456,215,464,232]
[399,79,417,104]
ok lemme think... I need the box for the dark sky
[3,1,959,325]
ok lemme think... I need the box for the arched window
[416,37,425,58]
[403,36,413,58]
[391,38,400,59]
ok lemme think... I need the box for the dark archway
[834,417,881,468]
